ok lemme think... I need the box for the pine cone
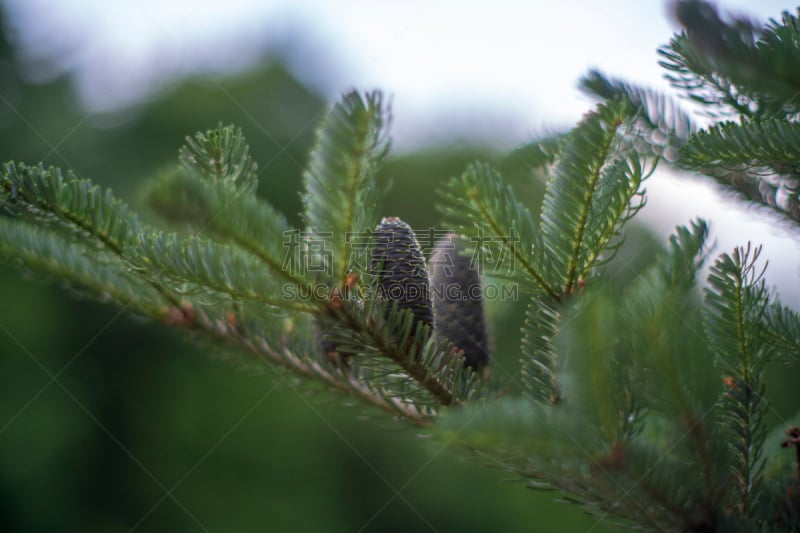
[429,233,490,370]
[370,217,434,330]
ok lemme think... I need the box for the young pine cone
[429,234,490,370]
[370,217,434,331]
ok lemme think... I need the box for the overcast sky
[4,0,790,143]
[4,0,800,302]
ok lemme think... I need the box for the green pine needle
[0,218,165,315]
[146,168,300,286]
[132,232,318,312]
[520,298,561,404]
[1,161,146,253]
[438,161,557,300]
[705,244,773,516]
[580,69,694,159]
[301,90,391,283]
[179,124,259,194]
[541,99,647,295]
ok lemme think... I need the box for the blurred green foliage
[0,8,642,532]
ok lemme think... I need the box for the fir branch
[233,328,435,427]
[0,218,166,315]
[0,156,437,426]
[761,302,800,363]
[653,218,709,290]
[1,162,145,252]
[331,300,481,407]
[178,125,259,194]
[132,233,319,312]
[627,230,712,418]
[681,120,800,173]
[718,378,769,517]
[580,69,695,159]
[5,40,800,527]
[0,164,434,424]
[659,33,757,118]
[661,2,800,119]
[520,298,561,405]
[437,397,600,475]
[679,119,800,225]
[146,170,303,287]
[174,304,435,427]
[705,245,771,374]
[0,161,186,312]
[540,99,646,295]
[589,441,714,531]
[301,90,390,283]
[618,221,722,509]
[438,399,698,530]
[554,290,629,444]
[757,9,800,104]
[438,162,559,301]
[705,244,772,516]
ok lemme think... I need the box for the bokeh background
[0,1,798,532]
